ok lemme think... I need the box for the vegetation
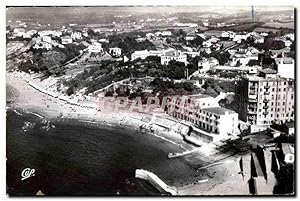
[18,44,85,75]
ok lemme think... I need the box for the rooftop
[202,107,236,115]
[259,68,278,74]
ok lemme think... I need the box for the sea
[6,108,199,196]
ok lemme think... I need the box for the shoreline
[6,71,277,195]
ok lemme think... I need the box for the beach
[6,71,278,195]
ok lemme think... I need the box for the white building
[166,94,239,142]
[221,31,236,39]
[155,31,172,37]
[61,36,73,44]
[282,40,293,47]
[109,47,122,57]
[33,41,52,50]
[198,57,219,73]
[253,36,265,44]
[233,34,248,43]
[88,42,103,53]
[185,35,195,41]
[275,57,294,79]
[160,49,187,66]
[13,28,26,37]
[71,32,82,40]
[42,36,52,43]
[284,33,294,41]
[131,50,164,61]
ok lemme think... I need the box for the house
[13,28,26,37]
[88,42,104,53]
[71,32,82,40]
[221,31,236,39]
[131,50,151,60]
[230,54,250,66]
[203,22,209,27]
[233,34,248,43]
[284,33,294,41]
[270,47,291,58]
[198,57,219,71]
[33,41,52,50]
[184,51,200,58]
[61,36,73,44]
[109,47,122,57]
[160,49,187,66]
[42,36,52,43]
[253,35,265,44]
[161,31,172,36]
[185,35,195,41]
[282,40,293,47]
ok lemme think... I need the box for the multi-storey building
[160,49,187,66]
[166,94,239,142]
[235,68,294,132]
[275,57,294,79]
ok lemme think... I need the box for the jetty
[168,147,202,159]
[135,169,177,195]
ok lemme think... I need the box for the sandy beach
[6,71,278,195]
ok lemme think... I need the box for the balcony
[263,105,269,109]
[263,111,269,115]
[247,110,257,114]
[263,99,270,103]
[264,91,270,95]
[248,94,257,100]
[264,85,270,89]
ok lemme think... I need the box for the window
[272,88,275,92]
[284,82,286,85]
[271,108,273,111]
[283,88,286,91]
[260,88,262,92]
[278,88,281,92]
[277,114,279,118]
[278,95,280,99]
[271,102,274,106]
[278,102,280,106]
[283,102,285,105]
[271,114,273,117]
[291,94,294,99]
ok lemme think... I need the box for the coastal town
[6,6,295,196]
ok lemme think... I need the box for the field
[262,21,294,29]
